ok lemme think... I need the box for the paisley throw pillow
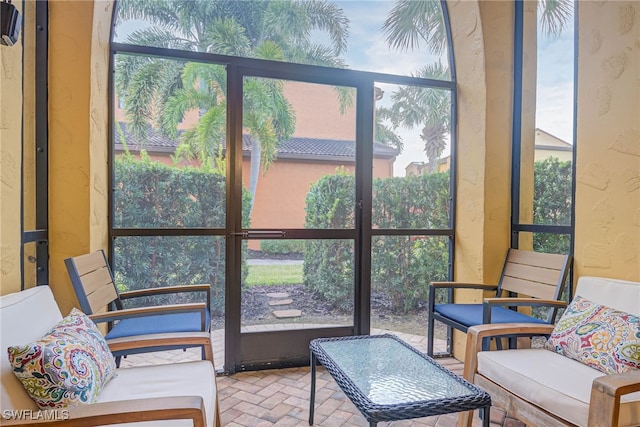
[7,308,117,408]
[545,295,640,374]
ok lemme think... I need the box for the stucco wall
[246,156,393,231]
[574,1,640,281]
[47,0,112,314]
[0,1,24,294]
[447,1,514,357]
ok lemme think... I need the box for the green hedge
[111,154,571,317]
[304,172,451,313]
[533,157,572,254]
[112,153,251,315]
[261,239,305,255]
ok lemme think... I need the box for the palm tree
[380,0,573,172]
[115,0,350,213]
[382,0,573,52]
[378,62,450,173]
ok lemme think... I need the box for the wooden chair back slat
[499,249,569,299]
[506,249,567,270]
[65,250,120,314]
[501,276,558,300]
[81,267,118,312]
[73,251,110,276]
[80,266,114,296]
[86,282,119,313]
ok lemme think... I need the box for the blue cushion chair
[65,250,211,365]
[427,248,572,355]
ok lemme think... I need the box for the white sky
[115,1,575,176]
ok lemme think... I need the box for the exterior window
[111,0,457,367]
[513,1,575,257]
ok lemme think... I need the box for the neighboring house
[406,128,573,176]
[405,157,450,176]
[533,128,573,162]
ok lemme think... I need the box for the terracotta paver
[120,328,525,427]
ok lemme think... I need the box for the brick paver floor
[120,327,525,427]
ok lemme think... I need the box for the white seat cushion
[1,286,63,412]
[98,361,217,427]
[478,349,640,427]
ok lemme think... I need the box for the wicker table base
[309,334,491,427]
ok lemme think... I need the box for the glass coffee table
[309,334,491,426]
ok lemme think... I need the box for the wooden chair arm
[462,323,556,382]
[0,396,206,427]
[483,297,568,308]
[119,284,211,299]
[429,281,498,291]
[107,331,214,362]
[482,298,567,323]
[89,303,207,324]
[589,370,640,427]
[468,322,555,343]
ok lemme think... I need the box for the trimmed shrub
[261,239,305,255]
[304,171,451,313]
[112,153,251,315]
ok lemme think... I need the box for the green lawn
[245,263,304,286]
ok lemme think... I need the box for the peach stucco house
[114,80,398,231]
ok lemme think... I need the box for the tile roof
[115,122,398,160]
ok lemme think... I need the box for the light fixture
[1,0,22,47]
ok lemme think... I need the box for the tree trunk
[248,140,262,215]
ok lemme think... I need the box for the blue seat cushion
[105,310,211,340]
[434,303,547,328]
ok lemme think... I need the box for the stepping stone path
[272,309,302,319]
[268,299,293,306]
[266,292,290,299]
[266,292,302,319]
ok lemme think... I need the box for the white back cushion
[576,276,640,315]
[1,286,63,411]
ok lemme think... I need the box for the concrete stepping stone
[268,299,293,306]
[266,292,289,299]
[272,309,302,319]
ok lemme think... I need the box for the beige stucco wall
[21,1,37,289]
[574,2,640,281]
[47,0,112,314]
[0,1,24,294]
[447,1,514,357]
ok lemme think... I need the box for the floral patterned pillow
[545,295,640,374]
[7,308,117,408]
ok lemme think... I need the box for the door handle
[228,231,287,238]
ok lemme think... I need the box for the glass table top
[315,336,476,405]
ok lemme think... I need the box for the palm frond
[262,1,311,46]
[116,0,189,38]
[206,17,252,56]
[123,26,197,51]
[375,118,403,152]
[293,44,349,68]
[124,61,165,137]
[302,0,350,55]
[538,0,573,37]
[254,40,286,62]
[381,0,446,55]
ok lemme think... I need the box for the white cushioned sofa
[0,285,220,427]
[459,276,640,427]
